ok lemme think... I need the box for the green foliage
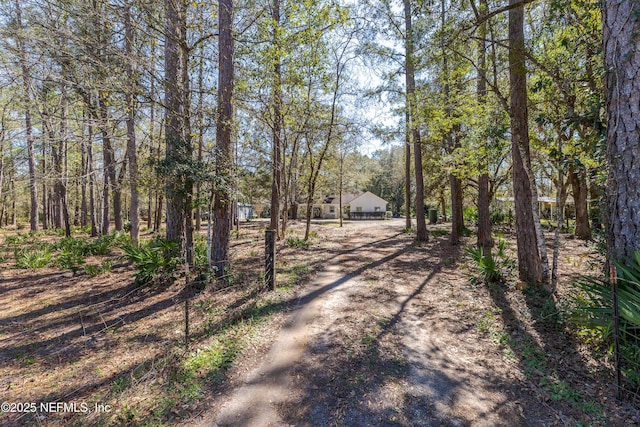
[572,251,640,389]
[84,260,113,277]
[184,336,240,383]
[8,232,126,273]
[430,229,450,237]
[5,233,27,247]
[572,259,640,342]
[15,246,52,269]
[490,208,507,225]
[463,206,478,224]
[193,236,209,269]
[56,248,85,273]
[91,232,129,255]
[285,237,311,249]
[466,240,515,284]
[121,238,180,286]
[54,233,127,257]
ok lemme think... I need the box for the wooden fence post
[265,229,276,290]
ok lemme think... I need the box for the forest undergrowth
[0,220,638,426]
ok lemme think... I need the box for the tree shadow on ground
[0,271,302,426]
[485,275,610,425]
[277,231,527,426]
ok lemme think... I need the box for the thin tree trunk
[450,173,462,244]
[509,0,547,286]
[42,142,48,229]
[404,0,428,242]
[98,95,115,235]
[155,193,163,233]
[195,44,205,232]
[270,0,282,237]
[11,179,16,226]
[113,178,124,231]
[0,105,6,227]
[441,0,463,245]
[15,0,38,231]
[59,89,71,237]
[339,154,344,227]
[124,2,139,245]
[87,113,98,237]
[147,44,157,233]
[404,111,412,230]
[476,0,493,254]
[74,167,80,226]
[180,7,194,267]
[552,162,566,291]
[80,127,88,227]
[124,9,140,246]
[569,166,591,240]
[164,0,186,245]
[211,0,234,275]
[303,33,351,241]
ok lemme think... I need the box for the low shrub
[572,251,640,390]
[490,208,507,225]
[84,259,113,277]
[15,247,53,269]
[122,238,180,285]
[466,240,515,284]
[285,237,310,249]
[56,249,86,273]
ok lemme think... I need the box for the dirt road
[185,221,549,426]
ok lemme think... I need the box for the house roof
[323,193,359,205]
[346,191,388,207]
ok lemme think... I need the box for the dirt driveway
[185,220,599,426]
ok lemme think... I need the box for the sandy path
[189,222,528,426]
[185,225,370,426]
[213,262,351,427]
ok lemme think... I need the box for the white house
[346,192,389,219]
[306,193,358,219]
[237,203,253,221]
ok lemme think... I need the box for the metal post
[265,229,276,290]
[611,264,622,399]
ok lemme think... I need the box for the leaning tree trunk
[603,0,640,262]
[509,0,546,286]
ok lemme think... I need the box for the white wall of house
[347,192,388,213]
[322,204,338,219]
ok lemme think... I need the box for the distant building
[237,203,253,221]
[346,191,389,219]
[496,196,575,220]
[299,192,389,220]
